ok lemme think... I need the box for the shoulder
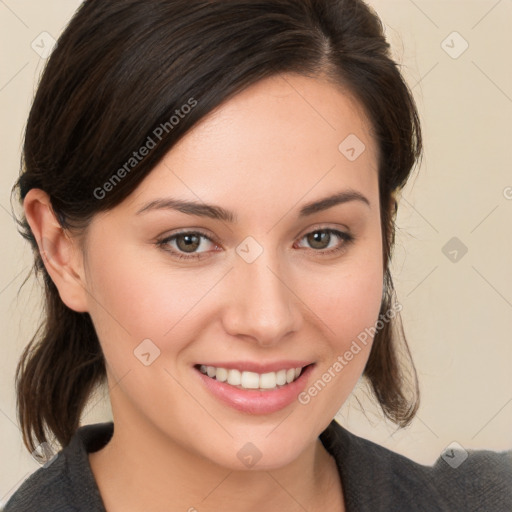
[320,419,512,511]
[430,444,512,509]
[3,451,74,512]
[3,423,113,512]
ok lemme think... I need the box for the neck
[89,411,342,512]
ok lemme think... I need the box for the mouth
[195,364,309,391]
[194,361,315,414]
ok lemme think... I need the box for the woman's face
[81,73,383,469]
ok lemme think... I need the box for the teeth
[241,371,260,389]
[260,372,277,389]
[216,367,228,382]
[227,368,241,386]
[198,365,304,390]
[276,369,287,386]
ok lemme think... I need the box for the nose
[221,248,302,347]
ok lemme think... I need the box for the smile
[194,361,315,414]
[197,364,303,391]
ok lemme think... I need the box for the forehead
[124,73,379,217]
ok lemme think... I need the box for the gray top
[4,420,512,511]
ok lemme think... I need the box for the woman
[5,0,511,510]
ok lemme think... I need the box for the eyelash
[156,227,355,261]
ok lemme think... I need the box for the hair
[12,0,422,454]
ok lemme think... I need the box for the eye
[295,228,354,256]
[157,227,355,261]
[157,231,219,260]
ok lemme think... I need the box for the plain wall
[1,0,511,505]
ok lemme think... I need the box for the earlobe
[23,189,89,313]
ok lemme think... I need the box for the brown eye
[158,231,218,260]
[296,228,354,256]
[306,231,332,250]
[175,233,201,253]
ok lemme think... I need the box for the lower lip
[196,364,315,414]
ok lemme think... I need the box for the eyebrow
[135,189,370,222]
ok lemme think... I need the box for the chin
[193,423,316,472]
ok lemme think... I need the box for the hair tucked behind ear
[13,0,422,453]
[15,243,106,453]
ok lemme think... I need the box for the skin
[24,72,385,512]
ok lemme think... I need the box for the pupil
[179,234,199,252]
[309,231,329,249]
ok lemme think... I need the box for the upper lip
[195,361,314,373]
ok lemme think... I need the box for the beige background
[1,0,511,505]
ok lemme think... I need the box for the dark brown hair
[13,0,422,453]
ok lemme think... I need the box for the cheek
[322,262,383,344]
[293,240,384,419]
[83,240,185,361]
[83,237,234,380]
[307,234,384,349]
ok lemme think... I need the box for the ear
[23,189,89,313]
